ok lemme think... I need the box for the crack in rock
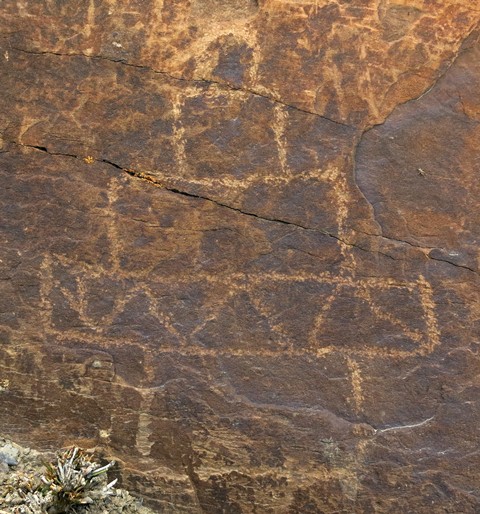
[9,141,480,276]
[10,46,351,129]
[427,255,477,274]
[9,141,395,259]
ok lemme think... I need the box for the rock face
[1,1,480,512]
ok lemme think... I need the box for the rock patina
[0,1,480,512]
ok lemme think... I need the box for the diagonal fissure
[11,46,351,129]
[9,141,479,275]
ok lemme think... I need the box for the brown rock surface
[0,1,480,512]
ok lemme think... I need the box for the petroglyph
[5,3,478,507]
[135,389,156,457]
[272,104,289,177]
[346,357,363,414]
[107,179,121,272]
[172,90,188,175]
[30,109,443,464]
[39,253,439,356]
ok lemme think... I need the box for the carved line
[44,254,424,289]
[40,255,439,359]
[43,328,437,360]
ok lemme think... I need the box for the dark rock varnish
[0,1,479,512]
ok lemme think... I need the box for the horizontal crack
[118,161,315,229]
[356,229,436,251]
[12,141,77,159]
[11,46,352,129]
[356,228,479,275]
[427,255,478,274]
[9,142,394,257]
[9,141,479,275]
[106,159,401,260]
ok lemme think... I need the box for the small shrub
[3,447,116,514]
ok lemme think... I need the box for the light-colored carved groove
[272,104,289,177]
[135,389,156,457]
[106,179,121,271]
[172,90,188,174]
[416,274,441,355]
[41,250,440,361]
[346,356,364,414]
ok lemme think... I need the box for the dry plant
[2,447,117,513]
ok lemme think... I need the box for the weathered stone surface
[1,1,480,512]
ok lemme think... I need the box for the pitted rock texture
[0,1,480,513]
